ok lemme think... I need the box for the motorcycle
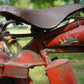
[0,4,84,84]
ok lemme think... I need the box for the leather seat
[0,4,84,29]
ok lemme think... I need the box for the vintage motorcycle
[0,4,84,84]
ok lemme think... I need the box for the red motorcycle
[0,4,84,84]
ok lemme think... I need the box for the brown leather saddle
[0,4,84,29]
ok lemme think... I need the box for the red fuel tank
[46,59,77,84]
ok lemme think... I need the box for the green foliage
[30,0,65,9]
[14,0,30,8]
[29,0,84,9]
[0,0,31,8]
[80,12,84,16]
[8,0,18,5]
[0,0,7,5]
[62,0,73,4]
[12,0,32,8]
[53,0,64,6]
[0,0,3,5]
[0,0,84,9]
[81,0,84,5]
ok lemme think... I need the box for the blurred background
[0,0,84,84]
[0,0,84,9]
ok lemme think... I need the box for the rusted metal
[60,37,79,45]
[46,25,84,47]
[46,59,77,84]
[40,49,51,65]
[11,50,44,64]
[42,46,84,53]
[0,4,84,84]
[0,51,9,61]
[0,4,84,29]
[42,19,84,41]
[2,50,45,79]
[0,51,9,78]
[3,65,29,79]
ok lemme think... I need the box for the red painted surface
[0,20,84,83]
[3,49,45,79]
[63,20,84,32]
[9,50,45,67]
[46,25,84,47]
[12,50,40,63]
[3,65,29,79]
[0,51,9,61]
[28,39,49,65]
[46,59,77,84]
[43,20,84,40]
[0,51,9,78]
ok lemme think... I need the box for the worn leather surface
[0,4,84,29]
